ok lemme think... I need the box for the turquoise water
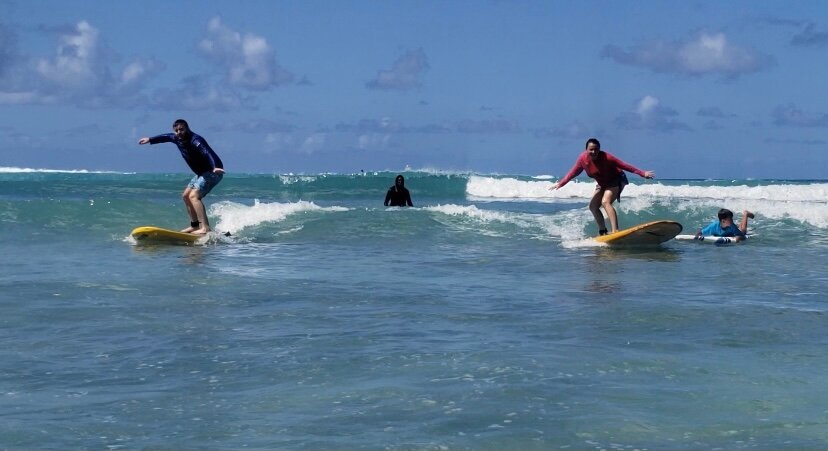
[1,170,827,449]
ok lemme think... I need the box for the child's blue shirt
[700,220,745,237]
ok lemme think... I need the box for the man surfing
[138,119,225,235]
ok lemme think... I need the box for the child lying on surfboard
[695,209,754,242]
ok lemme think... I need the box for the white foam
[426,204,521,238]
[629,183,828,203]
[521,207,606,248]
[0,166,130,174]
[672,199,828,229]
[278,175,318,185]
[467,176,828,202]
[398,167,473,176]
[425,204,515,223]
[466,176,828,228]
[210,200,348,234]
[466,176,569,201]
[424,203,597,244]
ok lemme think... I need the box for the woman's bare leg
[588,187,608,233]
[601,187,621,232]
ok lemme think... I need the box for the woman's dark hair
[585,138,601,150]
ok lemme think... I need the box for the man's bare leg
[187,189,210,235]
[181,187,200,233]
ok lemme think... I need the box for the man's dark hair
[718,208,734,220]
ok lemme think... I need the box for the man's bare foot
[191,227,210,236]
[181,226,196,233]
[744,210,755,219]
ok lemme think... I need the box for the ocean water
[1,168,827,450]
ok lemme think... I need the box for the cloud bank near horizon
[602,31,774,78]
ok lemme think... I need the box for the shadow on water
[130,243,208,265]
[576,245,683,296]
[581,279,623,294]
[592,245,682,262]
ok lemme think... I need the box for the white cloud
[35,21,100,90]
[366,48,429,90]
[3,17,288,108]
[636,95,660,115]
[0,20,163,107]
[602,31,774,77]
[301,133,327,154]
[116,58,164,94]
[198,17,294,90]
[615,95,691,132]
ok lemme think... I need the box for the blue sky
[1,0,826,178]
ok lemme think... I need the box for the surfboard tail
[594,220,683,246]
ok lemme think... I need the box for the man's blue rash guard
[148,133,223,175]
[700,220,745,237]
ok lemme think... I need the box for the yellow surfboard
[594,220,683,246]
[130,226,202,245]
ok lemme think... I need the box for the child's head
[717,208,734,227]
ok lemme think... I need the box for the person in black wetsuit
[138,119,225,235]
[384,174,413,207]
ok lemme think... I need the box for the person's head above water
[173,119,191,140]
[717,208,735,227]
[585,138,601,160]
[395,175,405,187]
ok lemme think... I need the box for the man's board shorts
[188,171,223,196]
